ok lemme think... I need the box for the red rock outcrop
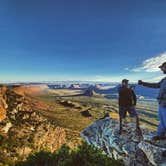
[0,86,7,122]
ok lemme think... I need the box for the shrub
[15,142,124,166]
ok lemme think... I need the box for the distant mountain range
[5,82,159,100]
[94,84,159,99]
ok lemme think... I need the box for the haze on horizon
[0,0,166,83]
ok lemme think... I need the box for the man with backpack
[118,79,141,135]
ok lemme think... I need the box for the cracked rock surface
[81,117,166,166]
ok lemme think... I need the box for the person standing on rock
[138,62,166,140]
[118,79,141,135]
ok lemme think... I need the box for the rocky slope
[0,86,66,165]
[0,86,8,122]
[81,117,166,166]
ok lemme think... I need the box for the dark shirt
[118,86,137,107]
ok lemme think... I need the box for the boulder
[81,110,92,117]
[81,117,166,166]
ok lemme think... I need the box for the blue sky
[0,0,166,83]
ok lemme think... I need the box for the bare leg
[119,117,122,134]
[136,115,142,136]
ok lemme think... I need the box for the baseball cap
[122,79,129,83]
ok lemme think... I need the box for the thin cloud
[132,52,166,72]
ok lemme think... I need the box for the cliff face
[0,86,66,164]
[81,117,166,166]
[0,86,7,122]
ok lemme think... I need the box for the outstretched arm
[138,80,160,89]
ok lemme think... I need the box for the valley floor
[30,88,158,147]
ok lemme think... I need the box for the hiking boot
[118,128,123,135]
[132,135,141,142]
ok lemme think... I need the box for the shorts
[119,106,137,119]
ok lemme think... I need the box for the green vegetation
[15,142,124,166]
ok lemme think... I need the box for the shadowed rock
[81,110,92,117]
